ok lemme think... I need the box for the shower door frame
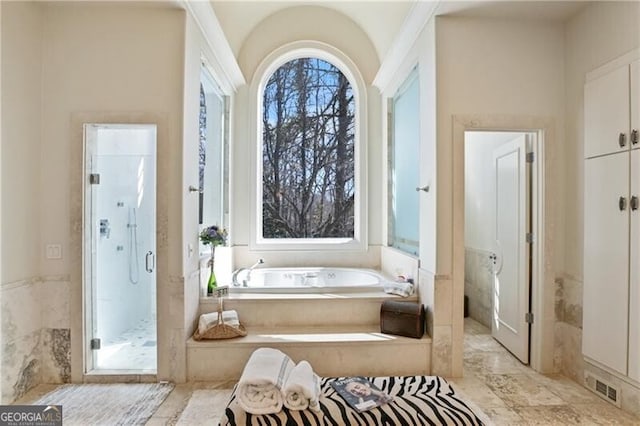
[82,123,158,374]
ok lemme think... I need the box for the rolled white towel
[282,361,322,412]
[237,348,295,415]
[383,280,415,297]
[197,310,239,335]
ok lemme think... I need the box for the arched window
[253,45,366,250]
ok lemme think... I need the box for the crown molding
[373,1,440,92]
[179,0,245,93]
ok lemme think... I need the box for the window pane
[390,70,419,255]
[262,58,355,239]
[200,68,226,233]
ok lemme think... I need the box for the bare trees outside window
[262,58,355,239]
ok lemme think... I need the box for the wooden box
[380,300,425,339]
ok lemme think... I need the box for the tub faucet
[231,258,264,287]
[245,258,265,285]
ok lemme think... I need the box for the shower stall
[83,123,157,373]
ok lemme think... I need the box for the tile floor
[17,318,640,425]
[96,317,157,371]
[448,318,640,425]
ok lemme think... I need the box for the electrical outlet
[46,244,62,259]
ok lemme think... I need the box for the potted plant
[199,225,228,295]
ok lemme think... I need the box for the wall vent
[584,372,621,408]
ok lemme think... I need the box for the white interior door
[492,135,530,363]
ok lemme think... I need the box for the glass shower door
[84,124,157,373]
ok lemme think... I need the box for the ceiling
[211,1,415,59]
[210,1,591,61]
[439,1,590,22]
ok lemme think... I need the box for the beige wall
[431,16,565,376]
[182,13,228,341]
[0,0,3,401]
[41,2,185,278]
[1,1,42,283]
[0,1,190,388]
[436,16,565,277]
[0,1,45,403]
[40,2,187,382]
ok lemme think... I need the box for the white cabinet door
[629,149,640,382]
[631,60,640,149]
[585,65,630,159]
[583,152,629,375]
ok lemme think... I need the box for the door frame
[453,114,552,373]
[69,112,168,382]
[82,123,158,374]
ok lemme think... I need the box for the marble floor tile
[461,318,640,425]
[524,373,602,405]
[570,402,640,425]
[510,404,583,425]
[448,375,507,409]
[482,406,527,425]
[484,374,566,407]
[12,319,640,425]
[463,350,531,377]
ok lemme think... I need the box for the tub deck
[188,292,431,381]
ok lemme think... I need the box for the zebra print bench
[220,376,486,425]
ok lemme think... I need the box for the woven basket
[193,295,247,341]
[193,321,247,340]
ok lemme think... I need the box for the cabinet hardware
[619,196,628,211]
[619,133,627,148]
[632,129,639,145]
[632,196,639,211]
[415,185,430,192]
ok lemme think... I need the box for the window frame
[250,42,367,251]
[388,67,420,256]
[199,63,229,256]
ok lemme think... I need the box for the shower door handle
[145,251,155,273]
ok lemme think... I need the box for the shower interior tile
[96,317,157,371]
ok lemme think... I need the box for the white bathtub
[231,267,388,293]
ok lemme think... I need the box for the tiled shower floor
[96,317,157,371]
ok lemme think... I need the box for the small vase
[207,246,217,295]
